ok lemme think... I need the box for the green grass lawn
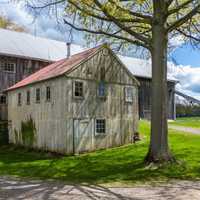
[0,120,200,185]
[169,117,200,128]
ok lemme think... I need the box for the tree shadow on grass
[0,144,200,184]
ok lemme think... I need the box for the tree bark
[145,1,174,164]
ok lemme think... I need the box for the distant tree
[0,16,27,32]
[27,0,200,164]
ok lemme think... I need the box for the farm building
[6,44,139,154]
[0,28,84,121]
[0,28,177,123]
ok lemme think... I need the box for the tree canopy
[0,16,27,32]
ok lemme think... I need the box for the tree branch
[68,0,149,23]
[108,0,153,23]
[168,0,193,16]
[93,0,151,44]
[27,0,66,9]
[63,19,150,49]
[167,4,200,32]
[176,28,200,42]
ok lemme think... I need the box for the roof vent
[66,42,71,58]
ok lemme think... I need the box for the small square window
[46,86,51,101]
[74,81,83,98]
[18,93,22,106]
[98,82,106,97]
[125,87,133,103]
[26,91,30,105]
[0,95,6,105]
[36,88,40,103]
[96,119,106,135]
[1,61,16,73]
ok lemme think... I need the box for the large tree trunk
[145,1,174,164]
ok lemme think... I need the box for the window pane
[1,61,16,73]
[18,93,21,106]
[98,82,106,97]
[100,66,105,80]
[125,87,133,102]
[27,91,30,105]
[0,95,6,104]
[96,119,106,134]
[36,88,40,103]
[74,81,83,97]
[46,87,51,101]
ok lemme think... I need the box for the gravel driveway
[1,177,200,200]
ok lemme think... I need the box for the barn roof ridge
[6,44,105,91]
[8,43,135,91]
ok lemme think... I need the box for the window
[1,61,16,73]
[125,87,133,103]
[0,95,6,105]
[100,66,105,80]
[98,82,106,97]
[36,88,40,103]
[96,119,106,134]
[46,87,51,101]
[74,81,83,98]
[18,93,21,106]
[26,91,30,105]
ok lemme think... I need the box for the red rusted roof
[7,45,103,91]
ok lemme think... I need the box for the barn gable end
[67,46,139,86]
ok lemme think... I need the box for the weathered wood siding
[0,121,8,145]
[0,55,49,120]
[137,77,176,120]
[8,48,139,154]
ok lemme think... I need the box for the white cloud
[0,1,77,42]
[169,64,200,100]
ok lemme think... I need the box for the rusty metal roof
[7,45,102,91]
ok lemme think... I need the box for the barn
[0,28,177,123]
[6,44,139,154]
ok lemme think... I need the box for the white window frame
[125,86,133,103]
[95,118,106,135]
[73,81,84,99]
[1,61,16,73]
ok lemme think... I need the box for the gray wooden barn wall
[8,48,139,154]
[137,77,176,120]
[0,55,49,120]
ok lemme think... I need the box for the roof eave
[0,52,54,63]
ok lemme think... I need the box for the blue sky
[172,44,200,67]
[0,0,200,99]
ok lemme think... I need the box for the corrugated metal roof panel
[0,28,177,82]
[0,28,84,61]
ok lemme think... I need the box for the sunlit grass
[169,117,200,128]
[0,120,200,185]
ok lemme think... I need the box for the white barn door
[73,119,93,154]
